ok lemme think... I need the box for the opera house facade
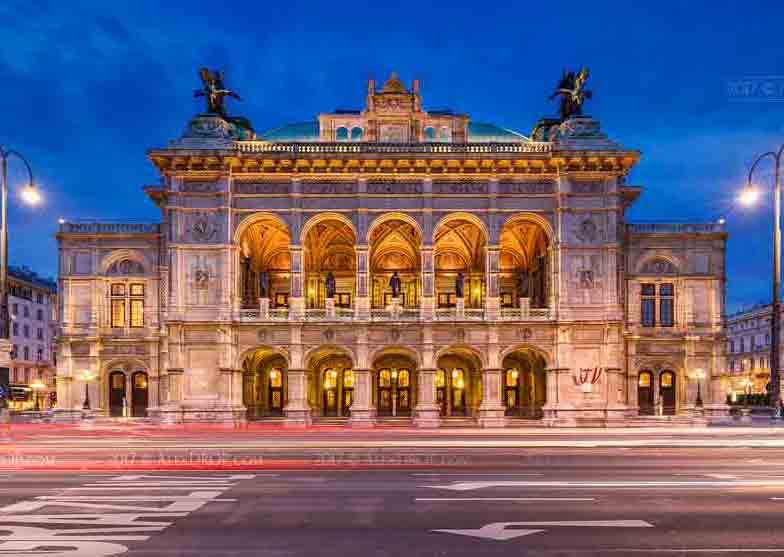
[54,72,728,426]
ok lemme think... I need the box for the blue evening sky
[2,0,783,312]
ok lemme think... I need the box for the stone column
[289,247,305,319]
[148,375,160,409]
[348,368,375,427]
[414,368,440,428]
[485,247,500,320]
[478,368,506,427]
[355,246,370,319]
[420,248,435,320]
[284,368,311,426]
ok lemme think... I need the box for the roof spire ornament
[549,67,592,122]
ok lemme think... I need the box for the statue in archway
[455,272,465,298]
[325,271,336,299]
[258,271,270,298]
[518,269,530,298]
[389,271,402,298]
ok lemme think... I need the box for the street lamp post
[740,144,784,417]
[78,370,95,411]
[0,146,39,342]
[694,368,705,408]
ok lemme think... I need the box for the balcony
[233,305,554,323]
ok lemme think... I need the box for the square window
[659,283,674,297]
[111,284,126,296]
[130,284,145,296]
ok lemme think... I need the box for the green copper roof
[257,121,527,142]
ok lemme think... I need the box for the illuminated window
[343,370,354,388]
[435,370,446,388]
[398,369,410,388]
[269,368,283,388]
[661,372,674,388]
[110,283,145,327]
[638,372,651,387]
[133,373,147,389]
[379,369,391,388]
[112,373,125,389]
[506,369,519,387]
[111,299,125,327]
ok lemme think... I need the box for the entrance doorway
[434,368,467,416]
[502,350,547,418]
[131,371,149,417]
[108,371,126,417]
[323,368,354,417]
[638,370,654,415]
[660,370,676,415]
[241,351,288,420]
[377,368,412,416]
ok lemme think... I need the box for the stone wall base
[284,408,312,427]
[148,405,246,424]
[414,407,441,429]
[478,407,506,428]
[348,408,376,427]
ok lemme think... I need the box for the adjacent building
[55,71,728,425]
[724,304,780,397]
[8,266,58,411]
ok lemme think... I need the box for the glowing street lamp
[0,146,41,342]
[693,368,706,408]
[740,144,784,417]
[77,370,95,410]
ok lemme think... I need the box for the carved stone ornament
[388,328,401,342]
[191,213,218,242]
[257,329,267,342]
[455,329,465,343]
[323,329,336,342]
[574,218,600,243]
[640,258,678,275]
[518,327,533,341]
[194,268,210,289]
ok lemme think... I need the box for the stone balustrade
[234,141,552,155]
[626,222,725,234]
[59,222,161,234]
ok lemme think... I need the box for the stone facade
[54,73,729,425]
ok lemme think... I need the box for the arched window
[336,127,349,141]
[440,127,450,140]
[424,127,435,141]
[350,127,363,141]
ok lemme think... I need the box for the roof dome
[381,71,406,93]
[258,121,320,142]
[467,122,528,142]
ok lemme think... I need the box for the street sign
[432,520,654,541]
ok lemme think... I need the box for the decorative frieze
[233,181,290,195]
[181,181,220,193]
[366,181,423,194]
[302,182,356,194]
[498,181,554,194]
[432,181,488,194]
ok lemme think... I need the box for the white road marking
[432,520,654,541]
[422,480,784,491]
[705,474,737,479]
[0,473,256,556]
[607,550,784,553]
[416,497,595,502]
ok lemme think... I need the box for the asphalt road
[3,452,784,555]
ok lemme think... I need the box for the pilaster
[348,368,375,427]
[478,368,506,427]
[414,368,440,428]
